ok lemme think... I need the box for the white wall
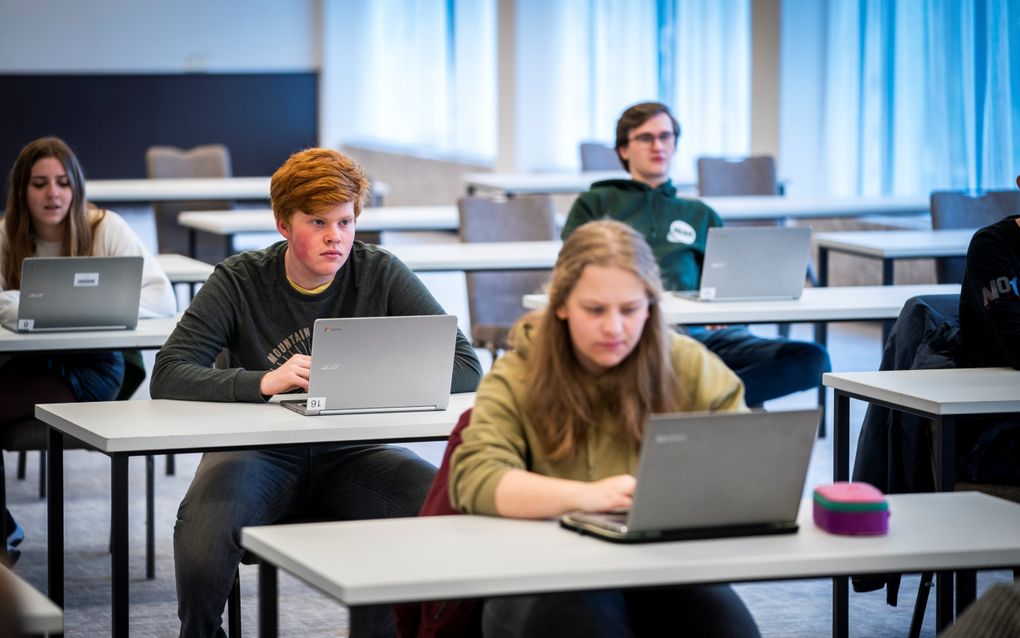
[0,0,319,72]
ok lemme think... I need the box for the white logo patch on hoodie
[666,220,696,245]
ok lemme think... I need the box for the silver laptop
[683,226,811,301]
[281,315,458,416]
[3,256,143,333]
[560,409,819,543]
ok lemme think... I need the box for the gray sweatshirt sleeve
[150,266,267,403]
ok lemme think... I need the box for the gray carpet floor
[4,322,1015,636]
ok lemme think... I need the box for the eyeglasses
[629,132,676,147]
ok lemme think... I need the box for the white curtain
[322,0,496,159]
[515,0,749,176]
[819,0,1019,196]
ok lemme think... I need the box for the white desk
[34,393,475,638]
[241,492,1020,638]
[385,240,561,272]
[177,206,459,257]
[86,178,389,204]
[155,253,215,284]
[2,563,63,635]
[824,368,1020,488]
[464,171,632,196]
[0,316,180,354]
[700,194,929,223]
[824,367,1020,632]
[814,229,975,285]
[524,284,959,325]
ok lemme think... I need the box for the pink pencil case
[812,482,889,535]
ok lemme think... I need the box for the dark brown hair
[614,102,681,171]
[3,137,102,289]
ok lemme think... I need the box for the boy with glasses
[562,102,830,406]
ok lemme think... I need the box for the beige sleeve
[448,356,531,516]
[671,333,748,412]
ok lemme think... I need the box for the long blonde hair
[521,220,677,461]
[3,137,103,289]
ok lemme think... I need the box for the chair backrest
[930,190,1020,283]
[579,142,623,172]
[458,196,557,352]
[696,156,779,196]
[144,144,234,258]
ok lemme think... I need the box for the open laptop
[280,315,458,416]
[3,256,143,333]
[560,408,819,543]
[679,226,811,301]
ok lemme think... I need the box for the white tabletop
[35,393,475,454]
[464,171,631,195]
[1,564,63,634]
[86,178,390,203]
[155,253,215,283]
[699,195,930,222]
[178,206,458,235]
[385,241,561,272]
[0,315,180,353]
[87,177,272,203]
[813,229,976,259]
[524,284,959,325]
[824,368,1020,416]
[241,492,1020,606]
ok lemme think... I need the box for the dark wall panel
[0,72,317,200]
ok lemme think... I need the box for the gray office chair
[696,156,781,196]
[145,144,234,263]
[579,142,623,172]
[930,190,1020,283]
[459,196,557,358]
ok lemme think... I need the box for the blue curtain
[821,0,1019,195]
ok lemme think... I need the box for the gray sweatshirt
[151,240,482,402]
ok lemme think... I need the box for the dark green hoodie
[562,179,723,292]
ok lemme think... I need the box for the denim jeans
[687,326,830,407]
[174,444,436,637]
[482,584,760,638]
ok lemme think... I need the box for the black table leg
[146,455,155,579]
[833,575,849,638]
[818,247,829,287]
[935,415,956,492]
[111,455,129,637]
[349,607,372,637]
[47,429,64,609]
[189,229,198,258]
[259,563,279,638]
[834,391,850,481]
[936,571,954,632]
[814,247,829,439]
[831,390,851,637]
[882,258,894,285]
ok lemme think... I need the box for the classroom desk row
[28,365,1020,637]
[85,177,390,205]
[174,209,977,288]
[175,194,939,258]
